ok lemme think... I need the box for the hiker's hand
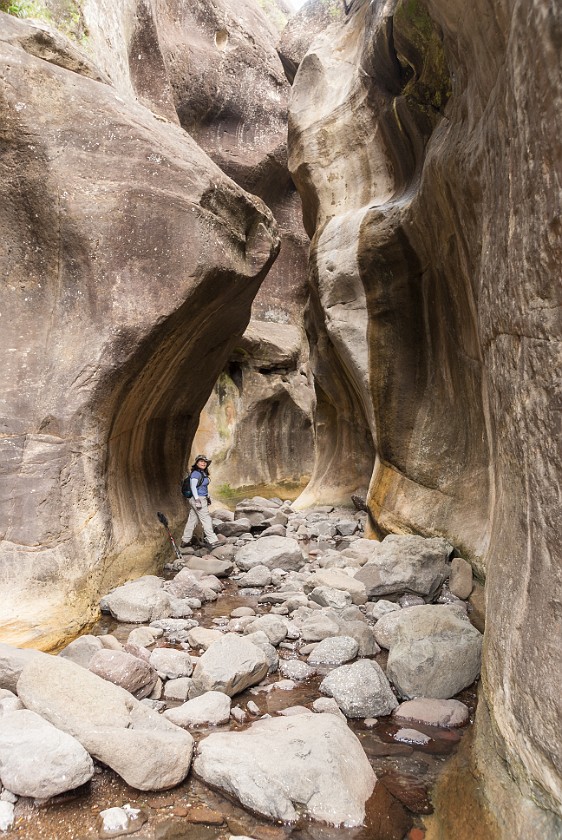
[195,500,202,510]
[207,496,212,506]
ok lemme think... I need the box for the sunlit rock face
[289,0,561,833]
[0,13,279,649]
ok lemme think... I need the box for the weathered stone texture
[0,12,279,648]
[289,0,561,832]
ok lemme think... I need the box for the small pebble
[231,706,247,723]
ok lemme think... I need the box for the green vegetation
[0,0,88,44]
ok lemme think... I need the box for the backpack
[181,470,205,498]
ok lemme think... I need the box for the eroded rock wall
[0,12,279,649]
[169,0,315,491]
[289,0,561,832]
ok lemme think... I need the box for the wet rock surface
[0,501,479,838]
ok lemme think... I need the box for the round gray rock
[308,636,359,666]
[320,659,398,718]
[235,537,305,572]
[192,634,269,697]
[164,691,231,727]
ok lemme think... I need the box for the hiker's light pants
[182,497,218,545]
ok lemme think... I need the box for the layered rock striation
[0,11,279,648]
[288,0,561,834]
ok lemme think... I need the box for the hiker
[181,455,219,549]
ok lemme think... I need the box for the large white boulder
[235,537,305,572]
[102,576,171,623]
[0,709,94,798]
[194,713,376,825]
[304,570,367,605]
[148,648,194,680]
[385,605,482,699]
[164,691,231,727]
[354,535,453,600]
[308,636,359,666]
[17,654,193,790]
[192,634,268,697]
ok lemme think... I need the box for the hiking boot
[180,541,192,549]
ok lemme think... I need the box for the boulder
[393,698,469,728]
[0,689,23,715]
[230,607,256,618]
[235,537,305,572]
[58,635,104,669]
[0,709,94,798]
[385,606,483,699]
[308,636,359,666]
[340,539,381,565]
[187,627,223,650]
[449,558,474,600]
[192,635,269,697]
[365,600,401,621]
[194,713,375,825]
[339,621,380,657]
[320,660,398,718]
[148,649,194,680]
[245,632,279,674]
[259,525,287,538]
[216,519,253,538]
[309,586,352,609]
[336,520,358,537]
[127,627,162,648]
[373,610,411,649]
[89,649,158,699]
[164,569,216,602]
[244,615,288,646]
[354,536,453,600]
[299,613,341,642]
[163,678,195,703]
[164,691,231,728]
[234,501,280,526]
[17,655,194,790]
[236,566,273,588]
[103,577,171,624]
[304,570,367,605]
[311,697,346,719]
[0,802,14,832]
[279,659,315,681]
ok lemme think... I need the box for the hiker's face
[197,459,208,469]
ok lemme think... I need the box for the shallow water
[6,583,478,840]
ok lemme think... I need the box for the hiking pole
[156,511,182,560]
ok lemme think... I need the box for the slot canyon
[0,1,560,839]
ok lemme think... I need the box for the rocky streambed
[0,498,482,839]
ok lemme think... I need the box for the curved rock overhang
[0,13,280,650]
[288,0,562,833]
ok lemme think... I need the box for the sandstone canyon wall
[288,0,561,834]
[177,0,316,491]
[0,8,280,649]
